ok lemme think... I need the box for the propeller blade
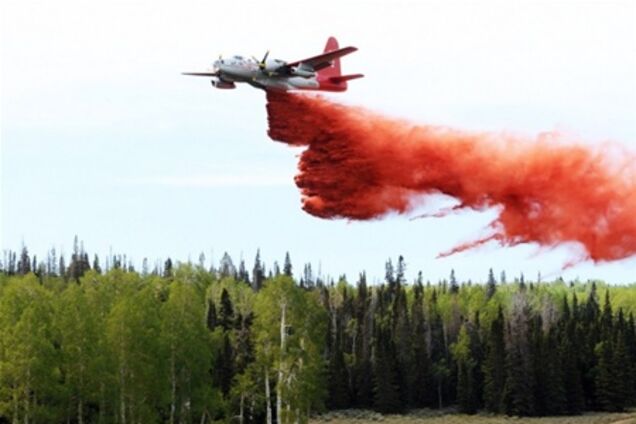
[259,50,270,69]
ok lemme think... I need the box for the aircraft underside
[239,75,320,92]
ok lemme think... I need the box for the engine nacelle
[290,66,315,78]
[211,79,236,89]
[262,58,287,74]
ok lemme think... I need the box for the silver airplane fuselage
[211,55,320,91]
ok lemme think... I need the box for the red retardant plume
[266,91,636,263]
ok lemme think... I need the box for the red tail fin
[318,36,341,79]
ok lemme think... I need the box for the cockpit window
[233,55,243,60]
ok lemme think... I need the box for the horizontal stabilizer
[329,74,364,84]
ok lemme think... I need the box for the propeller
[258,50,270,71]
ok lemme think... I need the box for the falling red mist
[266,91,636,263]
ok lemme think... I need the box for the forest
[1,241,635,423]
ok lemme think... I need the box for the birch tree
[253,276,326,424]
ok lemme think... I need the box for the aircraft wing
[182,71,220,77]
[285,46,358,72]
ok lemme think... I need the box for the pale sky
[2,0,635,283]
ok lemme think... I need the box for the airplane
[183,37,363,92]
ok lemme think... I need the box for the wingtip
[182,71,220,77]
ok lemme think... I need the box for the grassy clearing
[310,409,636,424]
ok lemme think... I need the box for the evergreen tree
[164,257,173,278]
[283,252,293,277]
[206,298,218,330]
[302,263,314,289]
[611,331,630,411]
[395,255,405,286]
[393,285,413,407]
[372,325,402,413]
[219,252,236,278]
[238,259,250,284]
[353,274,374,408]
[483,306,506,413]
[234,312,254,375]
[327,326,351,409]
[449,269,459,294]
[411,281,431,408]
[533,320,565,415]
[595,340,619,411]
[560,299,585,414]
[215,331,235,397]
[17,245,31,275]
[486,268,497,299]
[252,249,265,291]
[69,236,82,281]
[468,314,484,410]
[219,288,235,331]
[502,294,535,416]
[31,255,38,277]
[384,259,394,287]
[59,254,67,280]
[92,254,102,274]
[429,290,450,408]
[626,313,636,403]
[582,283,601,405]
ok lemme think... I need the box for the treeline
[0,243,635,423]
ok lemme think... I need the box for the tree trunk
[437,379,443,409]
[119,366,126,424]
[180,371,191,424]
[78,397,84,424]
[265,368,272,424]
[78,351,85,424]
[24,375,30,424]
[98,383,105,424]
[239,393,244,424]
[170,348,176,424]
[13,386,19,424]
[277,302,287,424]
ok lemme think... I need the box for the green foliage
[451,326,478,414]
[0,275,61,422]
[253,276,327,423]
[1,255,635,421]
[482,306,505,413]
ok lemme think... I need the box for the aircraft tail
[316,36,364,91]
[317,37,342,80]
